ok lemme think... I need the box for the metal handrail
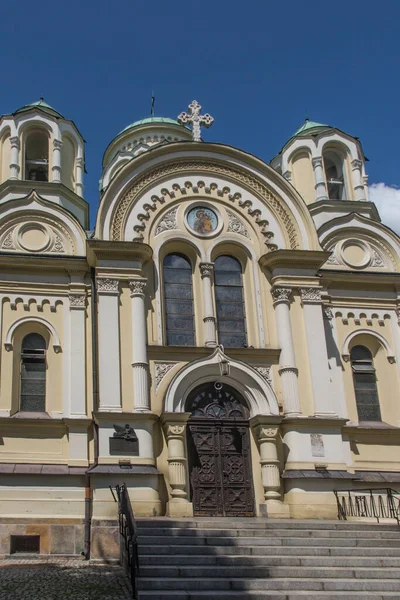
[110,483,140,599]
[334,488,400,525]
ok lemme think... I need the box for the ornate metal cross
[178,100,214,142]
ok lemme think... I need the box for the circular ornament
[185,204,220,237]
[18,223,51,252]
[339,239,371,269]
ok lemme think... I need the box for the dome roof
[119,116,185,135]
[292,118,332,137]
[14,98,64,119]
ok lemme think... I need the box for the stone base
[266,500,291,518]
[166,501,194,518]
[0,519,84,556]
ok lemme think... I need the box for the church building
[0,98,399,558]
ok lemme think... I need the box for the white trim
[164,346,279,417]
[4,316,61,352]
[342,329,395,363]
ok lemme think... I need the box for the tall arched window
[214,255,246,348]
[351,345,381,422]
[323,150,346,200]
[163,253,195,346]
[20,333,46,412]
[25,131,49,181]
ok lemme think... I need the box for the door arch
[186,381,255,517]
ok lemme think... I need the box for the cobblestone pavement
[0,557,132,599]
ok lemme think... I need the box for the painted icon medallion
[187,206,218,236]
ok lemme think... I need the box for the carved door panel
[188,420,254,517]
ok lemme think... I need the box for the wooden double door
[187,418,255,517]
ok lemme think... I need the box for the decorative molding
[342,329,395,363]
[2,231,15,249]
[96,278,119,293]
[256,366,272,386]
[164,424,186,438]
[155,207,178,236]
[155,362,177,390]
[226,210,250,238]
[200,262,214,278]
[50,234,65,253]
[111,161,298,249]
[53,139,63,150]
[371,250,385,268]
[323,306,334,320]
[311,433,325,457]
[300,287,322,303]
[69,293,86,308]
[271,287,292,305]
[283,170,292,182]
[129,279,147,297]
[326,252,339,265]
[5,316,62,353]
[257,426,279,440]
[351,159,363,170]
[312,156,323,169]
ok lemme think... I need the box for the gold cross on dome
[178,100,214,142]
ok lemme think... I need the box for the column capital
[161,412,192,439]
[351,158,363,170]
[323,305,334,320]
[312,156,323,168]
[199,262,214,278]
[53,139,63,150]
[129,278,147,297]
[9,136,20,149]
[96,277,119,295]
[76,156,84,167]
[300,287,322,304]
[271,286,292,305]
[283,170,292,182]
[68,293,86,309]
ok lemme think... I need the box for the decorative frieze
[155,362,177,390]
[96,278,119,294]
[323,306,334,320]
[300,287,322,304]
[226,210,250,239]
[69,293,86,308]
[155,207,178,236]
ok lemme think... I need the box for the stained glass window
[163,253,195,346]
[214,255,246,348]
[351,345,381,422]
[20,333,46,412]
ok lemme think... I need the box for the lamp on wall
[219,356,230,377]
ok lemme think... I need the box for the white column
[96,278,121,411]
[76,156,84,197]
[300,288,337,417]
[69,293,87,416]
[351,159,366,201]
[9,137,20,180]
[52,139,62,183]
[200,262,217,347]
[312,156,328,201]
[323,306,348,419]
[129,279,150,412]
[271,287,301,417]
[161,413,193,517]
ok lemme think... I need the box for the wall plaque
[109,424,139,456]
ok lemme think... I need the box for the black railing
[334,488,400,525]
[110,483,139,599]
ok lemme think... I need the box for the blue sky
[1,0,399,230]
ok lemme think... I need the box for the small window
[163,254,195,346]
[351,345,381,422]
[10,535,40,554]
[214,255,247,348]
[20,333,46,412]
[25,131,49,182]
[323,151,345,200]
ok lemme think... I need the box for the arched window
[323,150,346,200]
[163,253,195,346]
[20,333,46,412]
[214,255,246,348]
[351,345,381,422]
[25,131,49,181]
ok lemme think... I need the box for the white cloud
[369,183,400,236]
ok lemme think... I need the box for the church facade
[0,99,400,557]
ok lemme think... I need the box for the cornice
[0,254,88,272]
[260,249,331,273]
[93,411,159,423]
[281,417,348,429]
[309,199,380,223]
[87,239,152,265]
[147,345,281,362]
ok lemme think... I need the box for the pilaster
[68,292,87,416]
[129,278,150,412]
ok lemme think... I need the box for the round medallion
[339,239,371,269]
[18,223,51,252]
[186,206,218,237]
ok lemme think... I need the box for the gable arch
[342,329,395,363]
[95,143,321,252]
[164,347,279,417]
[5,316,61,353]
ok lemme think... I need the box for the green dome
[14,98,64,119]
[292,118,331,137]
[119,116,184,135]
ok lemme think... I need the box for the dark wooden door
[187,419,254,516]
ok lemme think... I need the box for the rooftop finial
[178,100,214,142]
[151,92,155,117]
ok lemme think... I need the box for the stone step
[137,535,400,547]
[138,593,400,600]
[139,554,400,568]
[138,565,400,579]
[139,544,400,557]
[136,577,400,592]
[137,526,400,539]
[136,518,400,531]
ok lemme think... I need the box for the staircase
[136,517,400,599]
